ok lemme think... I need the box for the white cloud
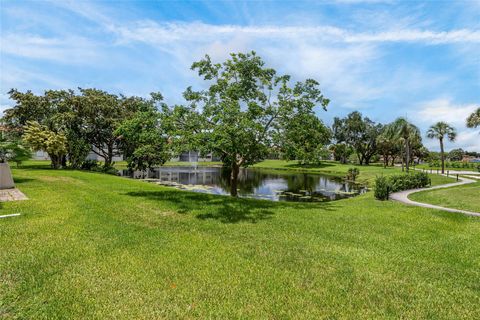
[415,99,480,151]
[0,34,100,64]
[111,21,480,45]
[454,130,480,151]
[415,98,478,127]
[1,1,478,132]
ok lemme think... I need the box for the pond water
[120,166,366,202]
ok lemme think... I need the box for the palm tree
[427,122,456,174]
[466,107,480,130]
[387,118,421,172]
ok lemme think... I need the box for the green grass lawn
[252,160,455,186]
[26,159,455,187]
[415,163,480,172]
[1,162,478,318]
[409,181,480,213]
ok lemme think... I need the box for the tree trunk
[365,155,371,165]
[405,140,410,173]
[440,138,445,174]
[104,143,114,168]
[49,154,60,169]
[230,162,240,197]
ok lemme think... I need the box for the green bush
[374,176,391,200]
[374,172,430,200]
[80,160,118,175]
[80,159,99,170]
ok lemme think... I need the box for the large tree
[466,107,480,131]
[5,88,159,168]
[448,148,464,162]
[23,121,67,169]
[76,88,124,167]
[5,89,89,168]
[376,129,401,168]
[427,122,456,174]
[330,143,353,164]
[332,111,382,165]
[386,118,421,172]
[165,52,329,197]
[115,95,171,171]
[276,112,331,164]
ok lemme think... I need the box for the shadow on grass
[124,189,338,224]
[12,163,53,170]
[282,162,337,169]
[13,177,36,184]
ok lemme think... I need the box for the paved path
[0,188,28,202]
[390,175,480,217]
[464,175,480,180]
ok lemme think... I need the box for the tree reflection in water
[120,166,366,202]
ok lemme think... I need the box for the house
[172,151,220,162]
[462,155,480,163]
[33,149,219,163]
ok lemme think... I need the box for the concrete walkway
[464,175,480,180]
[0,188,28,202]
[390,174,480,217]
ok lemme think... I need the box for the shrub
[80,159,99,170]
[80,160,118,175]
[374,176,391,200]
[374,172,430,200]
[346,168,359,181]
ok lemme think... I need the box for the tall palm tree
[387,118,421,172]
[466,107,480,130]
[427,122,456,174]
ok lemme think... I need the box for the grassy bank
[1,163,479,319]
[25,159,455,187]
[252,160,455,186]
[410,181,480,213]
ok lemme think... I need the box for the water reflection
[120,166,366,202]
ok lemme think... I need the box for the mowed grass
[0,163,479,319]
[410,181,480,213]
[252,160,455,186]
[27,159,455,186]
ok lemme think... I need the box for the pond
[120,166,366,202]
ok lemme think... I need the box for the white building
[33,149,218,162]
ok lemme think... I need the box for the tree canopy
[115,102,170,171]
[164,51,330,196]
[466,107,480,130]
[427,121,456,174]
[23,121,67,169]
[385,118,421,172]
[332,111,382,165]
[276,112,331,164]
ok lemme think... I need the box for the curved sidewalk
[390,175,480,217]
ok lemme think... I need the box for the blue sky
[1,0,479,151]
